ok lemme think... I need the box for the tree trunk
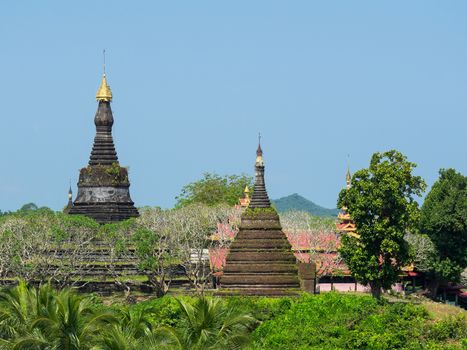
[428,278,440,300]
[369,281,382,299]
[149,275,167,298]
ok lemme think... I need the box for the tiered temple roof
[239,186,251,207]
[69,73,139,224]
[220,141,300,296]
[336,169,359,238]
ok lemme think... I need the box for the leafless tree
[280,210,342,277]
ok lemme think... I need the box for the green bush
[135,295,183,327]
[249,293,466,350]
[225,296,293,323]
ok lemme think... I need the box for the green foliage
[273,194,339,217]
[18,203,39,212]
[0,282,256,350]
[135,296,183,327]
[224,297,293,323]
[166,297,256,350]
[80,164,129,186]
[0,283,465,350]
[405,232,437,273]
[337,150,426,297]
[420,168,467,286]
[250,293,467,350]
[0,281,116,350]
[175,173,253,207]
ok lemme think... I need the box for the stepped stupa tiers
[221,140,300,295]
[69,72,139,224]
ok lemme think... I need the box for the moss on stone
[79,163,129,186]
[244,207,278,217]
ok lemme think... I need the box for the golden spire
[346,154,351,190]
[96,50,112,102]
[96,74,112,102]
[239,186,251,207]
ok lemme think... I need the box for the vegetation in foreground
[0,282,465,350]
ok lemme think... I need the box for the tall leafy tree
[175,173,252,208]
[420,168,467,296]
[337,150,426,298]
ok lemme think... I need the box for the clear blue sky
[1,1,466,212]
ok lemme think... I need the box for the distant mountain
[272,193,339,217]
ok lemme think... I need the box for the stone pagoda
[221,142,300,295]
[69,73,139,224]
[63,185,73,214]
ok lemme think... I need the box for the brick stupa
[220,142,300,295]
[69,73,139,224]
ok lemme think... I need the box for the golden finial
[240,185,251,207]
[346,154,351,190]
[96,50,112,102]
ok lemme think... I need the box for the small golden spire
[96,50,112,102]
[96,74,112,102]
[345,154,351,190]
[239,186,251,207]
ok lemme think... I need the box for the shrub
[249,293,466,350]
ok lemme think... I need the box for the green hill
[272,193,339,217]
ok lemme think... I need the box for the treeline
[0,204,241,296]
[0,205,340,297]
[338,150,466,298]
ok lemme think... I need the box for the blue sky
[0,1,466,211]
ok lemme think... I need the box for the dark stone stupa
[220,141,300,295]
[69,74,139,224]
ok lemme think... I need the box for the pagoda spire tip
[255,133,263,166]
[346,154,351,189]
[96,50,112,102]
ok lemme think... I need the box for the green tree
[175,173,252,208]
[420,168,467,297]
[17,203,52,214]
[96,305,173,350]
[18,203,39,212]
[0,281,50,346]
[0,282,116,350]
[162,297,255,350]
[337,150,426,298]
